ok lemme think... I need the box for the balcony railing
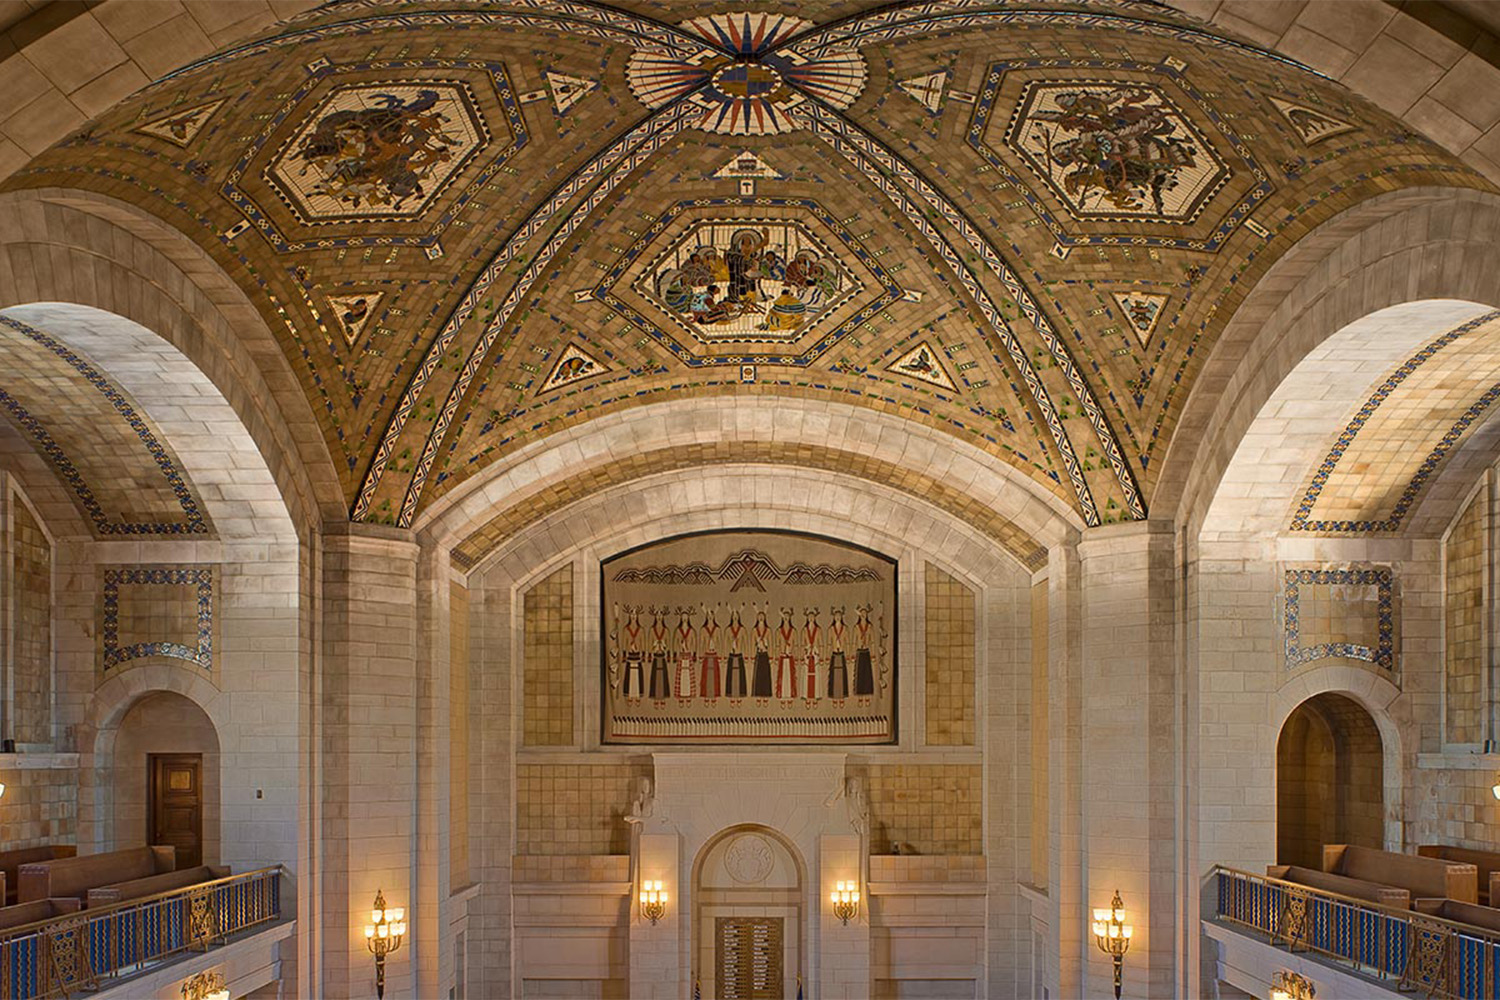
[1214,865,1500,1000]
[0,865,282,1000]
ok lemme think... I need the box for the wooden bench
[0,846,75,907]
[1324,844,1478,904]
[1267,864,1412,908]
[1418,845,1500,906]
[85,865,229,908]
[18,846,175,904]
[1414,897,1500,934]
[0,898,82,932]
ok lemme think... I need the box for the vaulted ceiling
[1,0,1490,533]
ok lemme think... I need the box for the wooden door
[148,754,202,869]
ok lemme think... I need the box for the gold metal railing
[1213,865,1500,999]
[0,865,282,1000]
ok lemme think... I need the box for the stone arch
[101,690,221,865]
[1158,187,1500,535]
[0,188,344,532]
[1276,692,1389,869]
[1271,665,1405,852]
[691,824,808,997]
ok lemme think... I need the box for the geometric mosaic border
[100,567,214,671]
[1282,566,1395,672]
[1289,310,1500,533]
[0,316,211,536]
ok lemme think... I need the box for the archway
[107,690,220,868]
[1276,693,1385,870]
[693,824,807,1000]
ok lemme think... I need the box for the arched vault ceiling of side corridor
[4,0,1490,529]
[0,312,214,536]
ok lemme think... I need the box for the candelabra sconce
[363,889,406,1000]
[830,880,861,925]
[180,971,229,1000]
[639,879,667,924]
[1270,970,1316,1000]
[1092,889,1133,1000]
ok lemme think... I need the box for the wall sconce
[1270,969,1316,1000]
[1491,771,1499,800]
[363,889,406,1000]
[639,879,667,924]
[830,880,861,925]
[180,970,229,1000]
[1092,889,1133,1000]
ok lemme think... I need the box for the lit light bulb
[364,925,375,939]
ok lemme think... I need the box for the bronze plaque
[716,916,784,1000]
[602,531,896,744]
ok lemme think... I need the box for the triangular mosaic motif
[539,342,608,393]
[897,70,949,114]
[1111,291,1169,347]
[135,100,225,148]
[326,291,384,347]
[1269,96,1357,145]
[886,340,957,392]
[711,150,785,179]
[546,71,598,115]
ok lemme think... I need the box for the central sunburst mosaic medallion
[626,11,866,135]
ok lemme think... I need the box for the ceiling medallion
[626,11,866,135]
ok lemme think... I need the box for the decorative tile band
[1289,310,1500,533]
[100,567,215,672]
[0,316,211,536]
[1282,567,1395,671]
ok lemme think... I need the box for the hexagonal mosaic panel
[596,198,902,365]
[268,82,488,222]
[1006,81,1229,223]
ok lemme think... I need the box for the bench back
[85,865,230,908]
[1325,844,1478,903]
[1414,897,1500,934]
[17,846,175,903]
[0,898,82,932]
[1268,864,1412,908]
[1418,845,1500,904]
[0,846,75,904]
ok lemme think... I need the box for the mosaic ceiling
[5,0,1489,532]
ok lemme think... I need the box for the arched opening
[107,691,220,869]
[1276,693,1384,870]
[692,824,806,1000]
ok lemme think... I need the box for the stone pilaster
[319,526,420,1000]
[1067,522,1178,1000]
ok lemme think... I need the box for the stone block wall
[924,565,975,747]
[515,761,651,855]
[1445,489,1486,745]
[0,762,75,848]
[11,497,50,745]
[522,565,573,747]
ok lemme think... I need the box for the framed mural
[601,530,897,745]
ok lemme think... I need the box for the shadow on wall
[1276,692,1383,869]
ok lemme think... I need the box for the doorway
[1276,692,1384,868]
[149,753,203,869]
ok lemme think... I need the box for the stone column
[631,831,681,999]
[319,526,420,1000]
[1066,522,1178,1000]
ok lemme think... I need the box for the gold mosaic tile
[523,565,574,748]
[3,1,1478,534]
[11,501,51,745]
[852,762,982,856]
[924,564,975,747]
[1446,491,1486,744]
[515,761,651,856]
